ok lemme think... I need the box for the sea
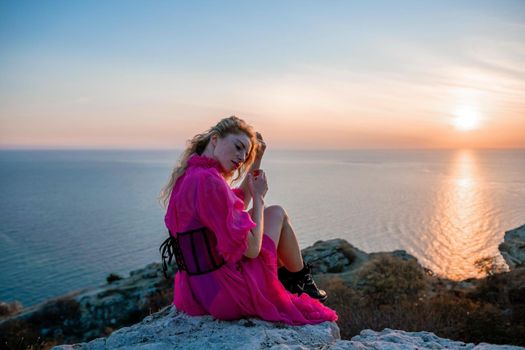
[1,149,524,307]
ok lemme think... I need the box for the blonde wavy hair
[159,116,258,208]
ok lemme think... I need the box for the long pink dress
[164,154,338,325]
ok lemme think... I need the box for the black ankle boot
[300,263,328,303]
[278,263,328,303]
[278,266,304,295]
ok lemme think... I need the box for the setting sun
[452,106,481,131]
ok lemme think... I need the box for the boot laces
[304,274,314,285]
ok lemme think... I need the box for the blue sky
[1,0,524,149]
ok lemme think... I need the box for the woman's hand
[255,132,266,162]
[239,132,266,210]
[247,169,268,200]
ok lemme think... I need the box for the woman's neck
[196,151,232,180]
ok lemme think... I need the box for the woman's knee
[264,205,288,223]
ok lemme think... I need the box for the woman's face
[211,132,252,173]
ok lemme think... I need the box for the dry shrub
[0,319,38,350]
[472,267,525,305]
[320,269,525,346]
[0,297,81,350]
[355,255,426,305]
[106,273,123,284]
[143,286,173,317]
[0,301,23,318]
[33,298,81,329]
[322,275,426,338]
[320,276,362,339]
[474,256,507,276]
[419,294,509,344]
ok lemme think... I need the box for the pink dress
[164,154,338,325]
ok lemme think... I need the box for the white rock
[53,307,524,350]
[53,305,339,350]
[333,329,524,350]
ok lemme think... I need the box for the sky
[1,0,524,150]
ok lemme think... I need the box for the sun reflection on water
[426,150,504,280]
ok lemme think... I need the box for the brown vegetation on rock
[106,273,123,284]
[0,301,23,318]
[0,297,81,350]
[3,234,525,349]
[320,257,525,346]
[355,255,427,305]
[0,264,175,350]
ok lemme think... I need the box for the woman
[160,116,337,325]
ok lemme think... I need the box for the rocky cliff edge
[53,305,523,350]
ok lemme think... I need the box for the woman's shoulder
[184,155,231,192]
[185,166,227,189]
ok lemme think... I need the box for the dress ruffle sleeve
[231,187,245,201]
[196,172,256,263]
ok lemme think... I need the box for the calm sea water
[1,149,524,307]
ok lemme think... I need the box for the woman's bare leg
[260,205,328,301]
[263,205,304,272]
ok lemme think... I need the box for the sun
[452,106,481,131]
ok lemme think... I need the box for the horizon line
[1,146,524,152]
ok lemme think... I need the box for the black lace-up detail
[160,227,225,278]
[277,262,328,303]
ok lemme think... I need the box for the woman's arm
[244,194,264,258]
[244,170,268,259]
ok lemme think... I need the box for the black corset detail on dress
[160,227,225,278]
